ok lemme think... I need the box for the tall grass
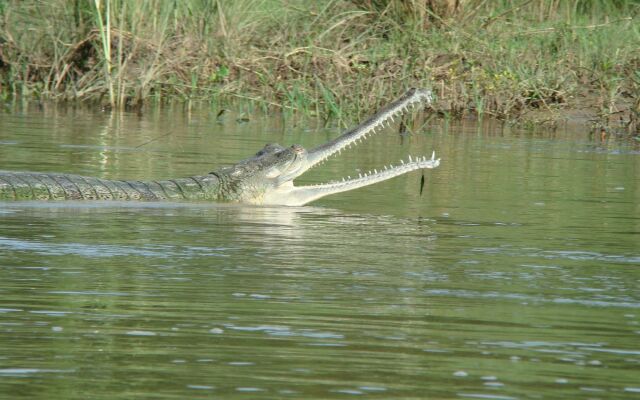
[92,0,113,107]
[0,0,638,131]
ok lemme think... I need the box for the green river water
[0,104,639,399]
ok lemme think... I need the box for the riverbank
[1,1,638,134]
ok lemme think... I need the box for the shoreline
[1,1,638,135]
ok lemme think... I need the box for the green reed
[0,0,637,131]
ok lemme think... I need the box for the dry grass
[0,0,638,134]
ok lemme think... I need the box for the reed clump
[0,0,638,132]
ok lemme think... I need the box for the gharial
[0,88,440,206]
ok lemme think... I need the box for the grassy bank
[0,0,638,132]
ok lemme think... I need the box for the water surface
[1,104,639,399]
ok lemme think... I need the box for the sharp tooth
[400,160,404,164]
[409,155,413,162]
[359,173,362,178]
[374,169,377,174]
[432,151,435,160]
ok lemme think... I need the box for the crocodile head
[217,88,441,206]
[214,143,308,204]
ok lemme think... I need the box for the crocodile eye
[290,144,305,154]
[256,143,285,157]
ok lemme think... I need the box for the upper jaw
[305,88,433,169]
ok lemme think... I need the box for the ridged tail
[0,171,220,201]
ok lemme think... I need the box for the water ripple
[0,236,227,258]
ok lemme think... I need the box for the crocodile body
[0,88,440,206]
[0,172,220,201]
